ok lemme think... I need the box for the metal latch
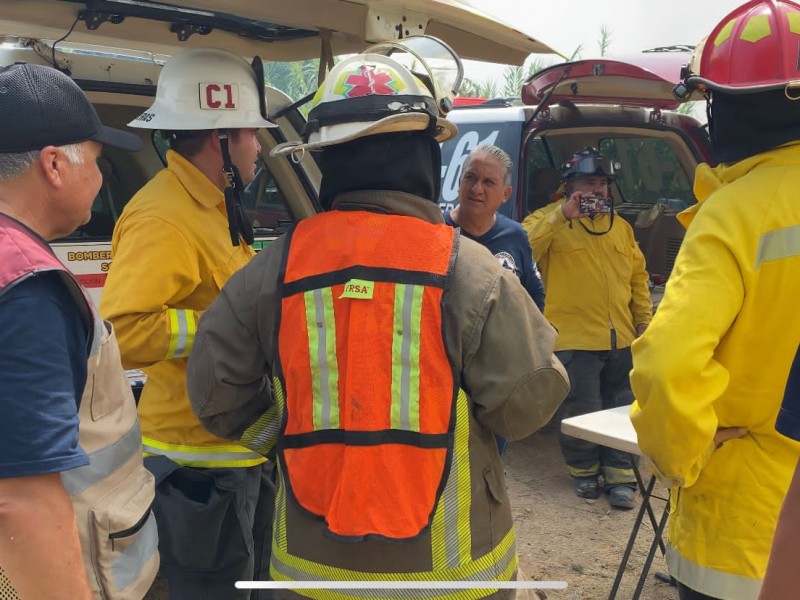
[365,6,428,41]
[649,108,665,124]
[170,22,212,42]
[78,9,125,30]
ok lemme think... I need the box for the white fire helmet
[271,36,462,156]
[129,47,277,130]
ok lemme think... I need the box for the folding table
[561,405,671,599]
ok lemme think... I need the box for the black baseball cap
[0,62,142,153]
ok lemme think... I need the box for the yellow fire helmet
[272,35,462,157]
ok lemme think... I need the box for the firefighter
[185,36,569,599]
[631,1,800,598]
[100,48,276,598]
[522,147,652,510]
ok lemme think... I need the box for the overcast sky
[461,0,745,82]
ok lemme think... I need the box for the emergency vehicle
[1,0,558,305]
[440,48,712,286]
[1,0,560,397]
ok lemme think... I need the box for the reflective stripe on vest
[300,282,426,432]
[165,308,196,359]
[142,436,266,468]
[276,211,459,541]
[112,512,159,590]
[269,388,518,599]
[62,420,144,496]
[304,287,340,430]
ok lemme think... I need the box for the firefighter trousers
[555,348,636,486]
[144,456,276,599]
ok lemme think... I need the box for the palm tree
[459,77,500,99]
[502,65,527,98]
[598,25,612,57]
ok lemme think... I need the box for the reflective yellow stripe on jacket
[266,384,517,599]
[166,308,196,359]
[142,436,266,468]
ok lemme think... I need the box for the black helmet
[560,147,619,181]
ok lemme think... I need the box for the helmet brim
[685,75,790,95]
[270,113,457,156]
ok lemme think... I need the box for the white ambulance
[1,0,559,304]
[1,0,559,396]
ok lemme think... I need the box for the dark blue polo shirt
[0,273,90,478]
[445,210,545,311]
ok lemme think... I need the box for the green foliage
[263,59,320,114]
[466,23,613,97]
[598,25,612,57]
[502,65,526,97]
[526,57,547,76]
[459,77,500,99]
[599,137,692,203]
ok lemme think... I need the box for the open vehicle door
[442,50,713,302]
[2,0,561,393]
[522,51,699,110]
[1,0,560,66]
[521,50,713,289]
[0,0,561,298]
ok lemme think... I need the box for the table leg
[632,499,671,599]
[607,475,657,599]
[632,461,667,557]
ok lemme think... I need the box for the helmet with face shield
[560,147,620,181]
[271,35,463,157]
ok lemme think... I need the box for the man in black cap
[0,63,158,599]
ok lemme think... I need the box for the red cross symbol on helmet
[343,66,398,98]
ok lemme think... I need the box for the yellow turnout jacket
[631,143,800,599]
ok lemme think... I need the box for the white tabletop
[560,404,641,456]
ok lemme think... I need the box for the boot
[607,484,636,510]
[573,475,600,499]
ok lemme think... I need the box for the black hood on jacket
[708,89,800,164]
[318,132,442,210]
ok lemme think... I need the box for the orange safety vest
[276,209,459,541]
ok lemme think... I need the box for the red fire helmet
[680,0,800,95]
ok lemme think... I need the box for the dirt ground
[506,420,676,600]
[146,420,677,600]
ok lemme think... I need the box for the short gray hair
[0,143,86,181]
[466,143,513,187]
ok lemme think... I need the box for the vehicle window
[65,155,125,240]
[599,137,693,210]
[149,135,296,245]
[264,60,318,110]
[60,103,155,242]
[242,158,295,245]
[66,137,296,246]
[522,137,562,215]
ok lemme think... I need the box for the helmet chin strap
[218,129,255,247]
